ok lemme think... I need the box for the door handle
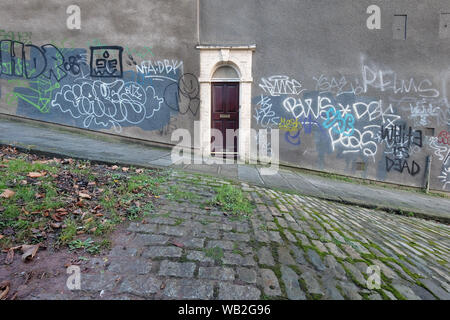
[219,114,231,119]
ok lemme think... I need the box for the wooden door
[211,82,239,158]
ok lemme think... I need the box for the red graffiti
[437,130,450,145]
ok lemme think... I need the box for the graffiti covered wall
[0,0,199,145]
[201,0,450,192]
[2,0,450,192]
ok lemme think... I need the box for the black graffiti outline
[89,46,123,78]
[0,40,67,81]
[163,73,200,116]
[63,54,82,76]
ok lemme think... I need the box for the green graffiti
[14,76,60,113]
[124,45,154,59]
[0,30,32,44]
[2,58,61,113]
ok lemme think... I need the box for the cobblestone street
[29,171,450,300]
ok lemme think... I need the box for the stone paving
[29,171,450,300]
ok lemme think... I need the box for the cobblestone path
[30,171,450,300]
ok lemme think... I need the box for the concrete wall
[201,0,450,192]
[0,0,199,145]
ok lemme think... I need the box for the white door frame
[196,45,255,162]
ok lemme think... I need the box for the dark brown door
[211,82,239,158]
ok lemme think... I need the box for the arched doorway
[197,45,255,162]
[210,65,240,159]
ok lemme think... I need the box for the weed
[209,184,254,217]
[204,246,224,264]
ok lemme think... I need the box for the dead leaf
[204,207,212,210]
[135,168,143,173]
[50,222,61,229]
[5,248,14,264]
[0,281,10,300]
[20,180,27,185]
[27,171,46,178]
[51,214,63,222]
[111,165,119,170]
[84,217,93,224]
[21,244,40,262]
[169,240,184,248]
[160,282,166,290]
[32,159,54,165]
[62,158,73,165]
[0,235,3,240]
[78,192,92,199]
[34,193,45,199]
[0,189,15,199]
[76,231,85,235]
[122,167,129,172]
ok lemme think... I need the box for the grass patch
[204,246,224,265]
[209,184,254,217]
[167,185,201,202]
[0,146,169,254]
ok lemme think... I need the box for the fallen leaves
[27,171,47,178]
[5,249,14,264]
[51,214,63,222]
[0,281,10,300]
[32,158,58,165]
[21,244,40,262]
[34,192,45,199]
[78,192,92,199]
[3,243,41,264]
[0,146,163,260]
[169,239,184,248]
[0,189,15,199]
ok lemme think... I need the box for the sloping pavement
[0,116,449,222]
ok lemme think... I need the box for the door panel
[213,85,224,113]
[211,82,239,157]
[226,85,239,113]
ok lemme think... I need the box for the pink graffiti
[437,130,450,145]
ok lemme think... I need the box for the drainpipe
[424,155,432,194]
